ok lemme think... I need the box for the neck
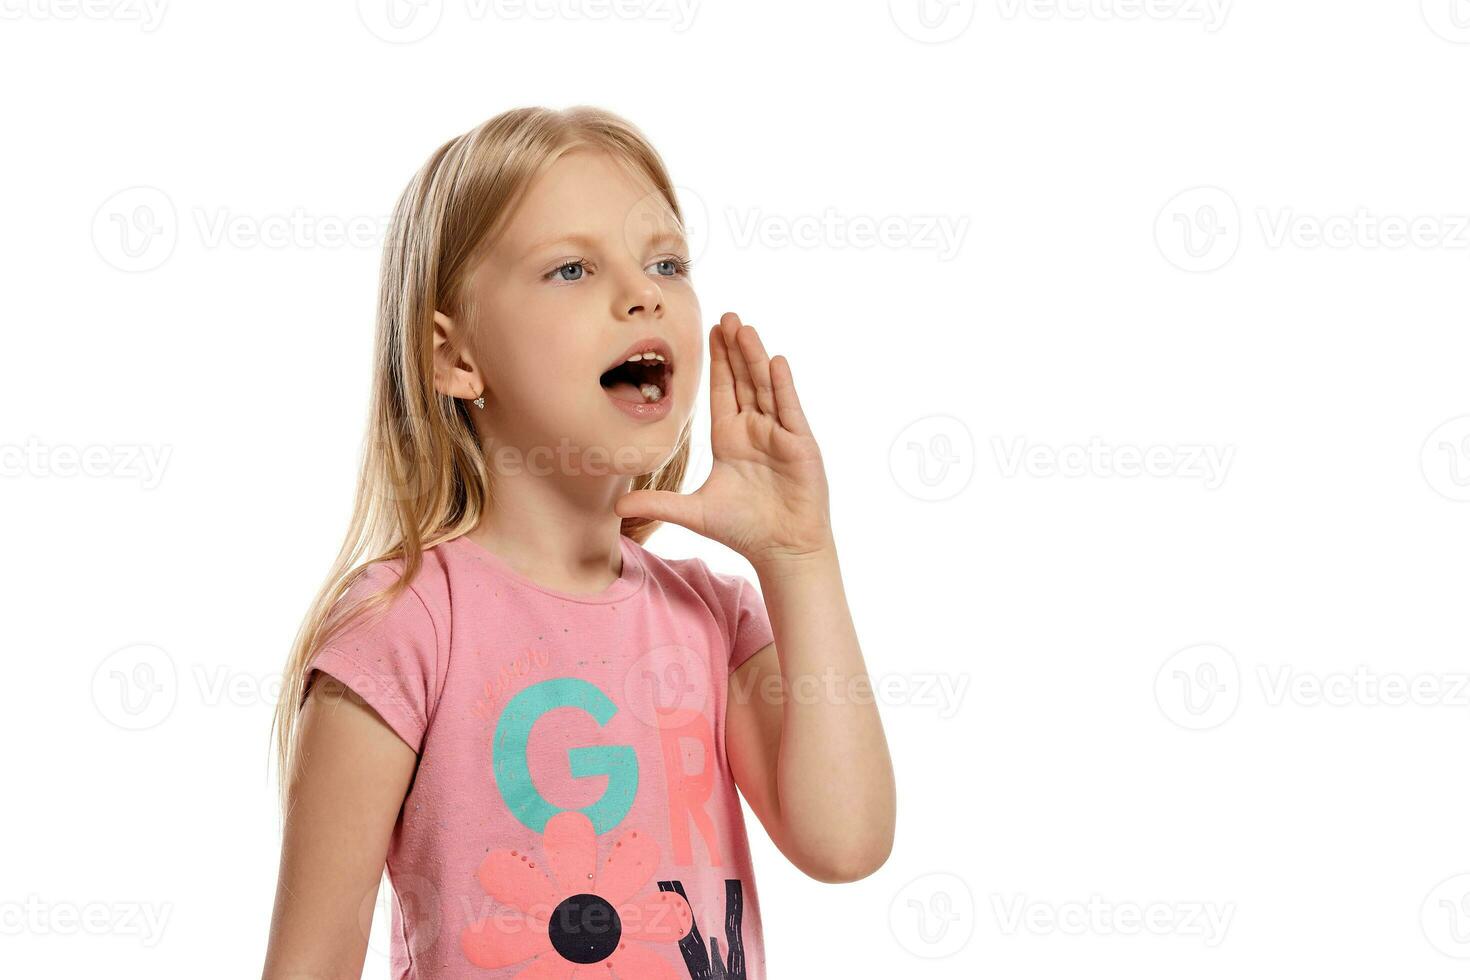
[466,465,634,594]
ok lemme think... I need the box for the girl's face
[445,149,702,478]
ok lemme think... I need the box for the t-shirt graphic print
[304,532,776,980]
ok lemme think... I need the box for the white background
[3,0,1469,976]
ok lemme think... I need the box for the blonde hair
[269,106,693,814]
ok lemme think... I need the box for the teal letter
[492,677,638,834]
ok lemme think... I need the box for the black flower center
[548,893,622,964]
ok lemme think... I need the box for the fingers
[718,312,758,412]
[716,312,807,433]
[709,326,738,419]
[614,488,703,534]
[735,321,778,417]
[770,354,811,436]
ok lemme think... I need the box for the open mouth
[599,339,673,406]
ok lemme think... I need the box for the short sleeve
[304,564,441,754]
[707,568,775,673]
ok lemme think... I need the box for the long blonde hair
[269,106,693,814]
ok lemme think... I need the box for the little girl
[263,106,895,980]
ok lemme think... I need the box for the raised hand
[615,312,833,568]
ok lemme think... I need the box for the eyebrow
[523,227,688,259]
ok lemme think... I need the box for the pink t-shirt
[305,533,776,980]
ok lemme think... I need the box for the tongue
[604,380,646,404]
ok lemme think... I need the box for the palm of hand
[616,312,833,565]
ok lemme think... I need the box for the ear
[431,310,484,403]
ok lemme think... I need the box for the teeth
[624,351,667,363]
[639,383,663,402]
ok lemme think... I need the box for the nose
[613,263,663,320]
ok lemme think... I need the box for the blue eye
[651,256,691,277]
[550,261,585,282]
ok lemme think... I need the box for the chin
[603,432,683,478]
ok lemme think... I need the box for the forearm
[752,544,896,882]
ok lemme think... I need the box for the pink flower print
[461,811,694,977]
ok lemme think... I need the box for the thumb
[615,488,703,532]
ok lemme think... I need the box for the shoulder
[628,537,745,597]
[335,542,456,635]
[627,538,775,672]
[626,538,766,622]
